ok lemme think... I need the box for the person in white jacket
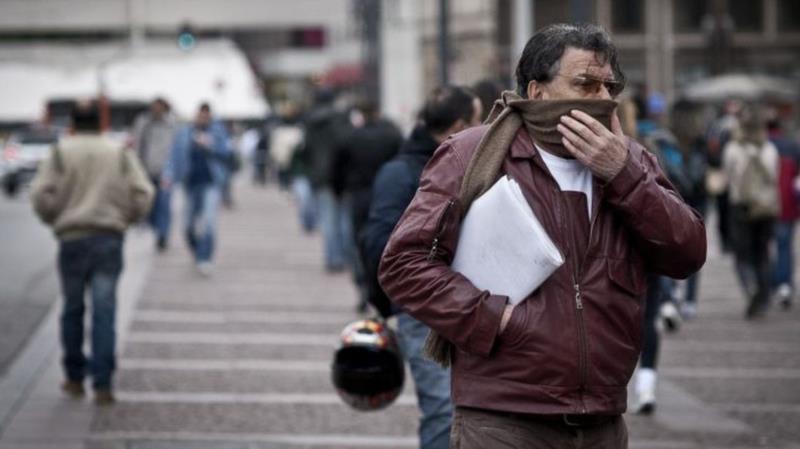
[722,105,779,319]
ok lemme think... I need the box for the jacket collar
[509,128,537,160]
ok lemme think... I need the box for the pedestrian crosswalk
[91,183,421,448]
[77,182,800,448]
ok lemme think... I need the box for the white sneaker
[196,262,213,277]
[777,283,793,310]
[634,368,657,415]
[659,301,682,333]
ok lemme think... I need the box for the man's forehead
[560,47,613,77]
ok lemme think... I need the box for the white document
[451,176,564,305]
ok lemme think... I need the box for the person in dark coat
[359,85,481,449]
[304,88,353,271]
[769,119,800,309]
[332,99,403,311]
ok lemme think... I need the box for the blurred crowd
[14,24,799,447]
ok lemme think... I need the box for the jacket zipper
[576,190,600,413]
[566,189,599,415]
[427,199,455,261]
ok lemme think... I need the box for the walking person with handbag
[379,24,706,448]
[722,105,779,319]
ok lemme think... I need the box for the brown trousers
[450,407,628,449]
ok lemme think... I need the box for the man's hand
[193,132,213,150]
[499,304,515,333]
[557,109,628,182]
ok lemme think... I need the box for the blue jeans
[396,313,452,449]
[58,234,123,389]
[291,176,317,233]
[148,177,172,241]
[185,184,221,263]
[773,221,795,289]
[316,187,351,270]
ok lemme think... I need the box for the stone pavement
[0,180,799,449]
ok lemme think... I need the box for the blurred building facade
[0,0,362,121]
[416,0,800,104]
[0,0,797,128]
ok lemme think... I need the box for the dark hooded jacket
[303,105,352,189]
[359,125,440,317]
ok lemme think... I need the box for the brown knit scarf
[423,91,618,366]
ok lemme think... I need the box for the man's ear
[527,81,545,100]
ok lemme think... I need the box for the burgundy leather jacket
[379,126,706,416]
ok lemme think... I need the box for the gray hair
[515,23,625,97]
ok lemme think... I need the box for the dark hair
[472,78,504,122]
[199,102,211,113]
[357,97,380,121]
[71,102,101,132]
[420,85,475,134]
[153,97,170,111]
[515,23,625,98]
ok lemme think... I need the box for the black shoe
[745,301,768,320]
[635,401,656,416]
[156,237,167,252]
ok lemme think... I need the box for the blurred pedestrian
[221,122,239,209]
[131,97,178,252]
[360,85,481,449]
[471,78,504,122]
[164,103,231,276]
[270,102,305,189]
[644,100,709,320]
[332,98,403,312]
[304,88,354,272]
[633,274,668,415]
[237,119,267,185]
[30,102,154,405]
[723,105,778,319]
[379,24,706,448]
[670,101,709,318]
[707,100,742,253]
[768,118,800,309]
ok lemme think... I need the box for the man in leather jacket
[378,23,706,449]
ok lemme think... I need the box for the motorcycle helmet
[331,318,405,411]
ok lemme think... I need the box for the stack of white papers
[451,176,564,305]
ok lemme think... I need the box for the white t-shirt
[537,146,593,217]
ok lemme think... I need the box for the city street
[0,193,58,375]
[0,179,799,449]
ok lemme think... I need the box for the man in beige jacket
[31,103,154,405]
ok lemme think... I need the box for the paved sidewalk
[1,180,799,448]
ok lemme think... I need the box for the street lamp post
[438,0,450,86]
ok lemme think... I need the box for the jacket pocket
[412,190,460,262]
[498,300,527,346]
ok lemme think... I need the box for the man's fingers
[562,136,590,165]
[569,110,611,136]
[557,123,591,155]
[560,115,602,147]
[610,109,624,138]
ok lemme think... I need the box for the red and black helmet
[331,319,405,411]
